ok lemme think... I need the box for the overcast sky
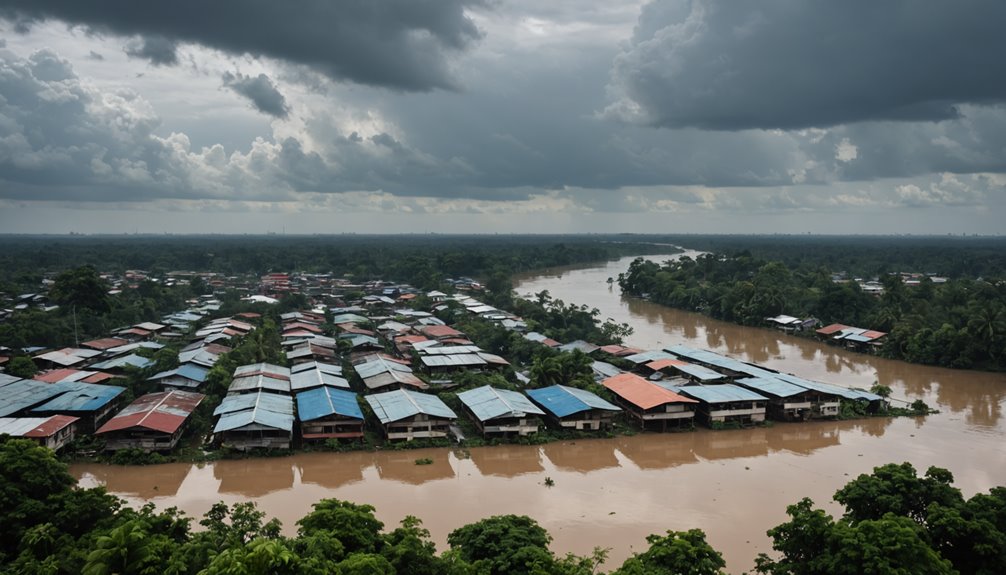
[0,1,1003,234]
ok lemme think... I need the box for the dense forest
[0,235,675,290]
[1,437,1003,574]
[618,252,1006,371]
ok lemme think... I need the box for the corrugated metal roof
[228,375,291,394]
[290,369,350,391]
[291,361,342,376]
[30,382,125,414]
[734,376,807,398]
[422,345,483,355]
[35,348,101,367]
[363,370,428,390]
[178,348,220,368]
[646,359,727,382]
[477,352,510,366]
[213,392,294,433]
[90,354,154,371]
[558,340,600,354]
[592,361,624,379]
[330,313,370,325]
[419,325,463,339]
[420,354,487,368]
[149,364,209,383]
[773,373,882,401]
[365,388,457,424]
[0,373,21,387]
[677,384,768,404]
[457,385,545,422]
[296,387,363,422]
[34,369,92,384]
[233,363,290,380]
[97,390,204,434]
[816,323,849,335]
[603,373,697,410]
[82,337,128,350]
[354,357,413,379]
[665,345,778,379]
[107,341,164,355]
[526,385,621,418]
[0,415,78,437]
[0,379,67,416]
[624,350,676,364]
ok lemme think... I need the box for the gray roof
[354,357,412,379]
[362,370,428,390]
[213,392,294,433]
[228,375,291,394]
[592,361,624,380]
[457,386,544,422]
[233,363,290,380]
[558,340,600,354]
[421,345,483,355]
[290,369,351,391]
[291,361,342,376]
[420,354,487,368]
[365,388,457,424]
[734,377,808,398]
[624,350,676,364]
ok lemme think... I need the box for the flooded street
[72,253,1006,573]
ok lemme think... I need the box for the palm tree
[84,520,154,575]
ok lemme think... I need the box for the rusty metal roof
[97,390,205,435]
[603,373,698,410]
[816,323,849,335]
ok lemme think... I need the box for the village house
[148,363,210,391]
[212,391,295,450]
[526,385,622,431]
[0,415,79,451]
[672,383,769,426]
[456,385,545,437]
[365,388,457,441]
[733,376,819,421]
[296,386,365,442]
[602,373,698,431]
[28,381,126,433]
[96,390,205,451]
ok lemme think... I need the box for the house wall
[301,416,364,440]
[383,415,453,441]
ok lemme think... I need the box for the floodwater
[72,253,1006,573]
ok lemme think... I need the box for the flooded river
[72,253,1006,573]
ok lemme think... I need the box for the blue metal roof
[365,389,457,424]
[213,392,294,432]
[0,379,68,416]
[624,350,675,364]
[734,377,807,398]
[30,382,125,413]
[526,385,620,418]
[149,364,209,383]
[296,387,363,422]
[677,384,768,404]
[457,386,545,422]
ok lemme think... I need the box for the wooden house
[296,387,365,442]
[456,385,544,437]
[675,384,769,426]
[96,390,205,452]
[364,388,457,441]
[602,373,698,431]
[212,391,294,450]
[0,415,79,451]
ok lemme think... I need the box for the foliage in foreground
[2,437,1004,574]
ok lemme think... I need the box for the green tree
[447,514,554,575]
[6,356,38,379]
[614,529,725,575]
[49,266,110,312]
[297,499,385,555]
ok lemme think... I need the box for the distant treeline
[0,235,674,291]
[619,253,1006,371]
[662,235,1006,279]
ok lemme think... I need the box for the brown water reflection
[70,253,1006,574]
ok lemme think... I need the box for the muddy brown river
[72,253,1006,573]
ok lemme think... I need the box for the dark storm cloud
[123,35,178,66]
[0,0,483,91]
[222,72,290,118]
[609,0,1006,130]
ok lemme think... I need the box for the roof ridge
[135,391,173,427]
[489,386,518,414]
[401,388,423,414]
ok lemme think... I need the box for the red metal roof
[645,359,689,371]
[235,312,261,318]
[861,330,887,340]
[82,337,128,351]
[395,335,428,344]
[24,415,79,437]
[284,322,322,333]
[201,343,232,356]
[816,323,849,335]
[96,390,205,435]
[35,368,82,383]
[603,373,697,410]
[83,372,115,384]
[419,325,464,339]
